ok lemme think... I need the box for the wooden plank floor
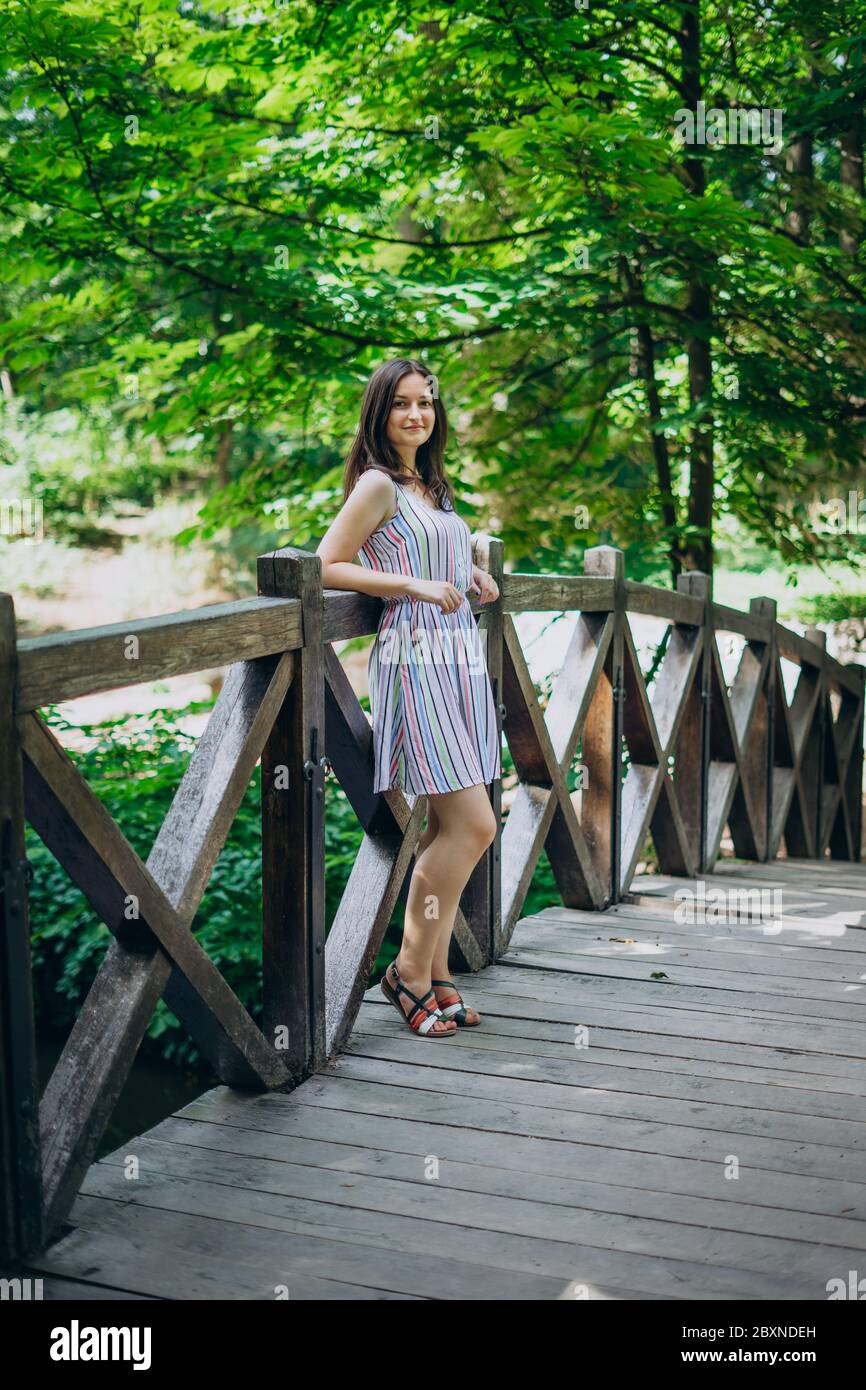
[26,858,866,1299]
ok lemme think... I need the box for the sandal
[431,979,480,1027]
[380,962,457,1038]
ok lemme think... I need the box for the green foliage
[2,0,866,581]
[797,589,866,651]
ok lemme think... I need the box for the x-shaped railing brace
[20,652,296,1239]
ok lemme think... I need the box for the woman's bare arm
[316,471,412,600]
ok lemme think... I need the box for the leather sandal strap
[390,967,446,1030]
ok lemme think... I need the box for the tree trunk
[680,0,714,574]
[621,257,680,583]
[840,112,864,256]
[785,133,814,241]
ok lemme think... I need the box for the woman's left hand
[467,565,499,604]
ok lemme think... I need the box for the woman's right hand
[407,578,464,613]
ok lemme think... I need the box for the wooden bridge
[2,539,865,1300]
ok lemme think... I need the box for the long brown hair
[342,358,455,511]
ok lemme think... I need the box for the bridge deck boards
[24,859,866,1300]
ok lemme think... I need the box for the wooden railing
[1,538,863,1261]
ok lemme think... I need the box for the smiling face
[386,371,436,463]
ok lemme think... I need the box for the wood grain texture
[21,858,866,1301]
[17,598,302,711]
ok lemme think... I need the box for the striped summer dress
[356,470,502,795]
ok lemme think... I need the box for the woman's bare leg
[393,785,496,1026]
[429,787,497,1022]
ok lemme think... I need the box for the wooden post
[458,535,504,967]
[582,547,623,905]
[257,550,326,1082]
[805,626,827,857]
[676,572,711,875]
[852,671,866,862]
[0,594,42,1261]
[751,597,777,862]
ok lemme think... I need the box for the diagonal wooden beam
[22,665,293,1081]
[775,656,822,857]
[767,655,797,858]
[500,781,555,944]
[25,654,295,1238]
[650,772,695,878]
[617,619,699,888]
[544,612,614,767]
[821,693,861,857]
[704,638,767,865]
[499,615,605,942]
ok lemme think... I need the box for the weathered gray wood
[825,652,866,696]
[16,597,302,711]
[618,618,699,888]
[474,957,866,1027]
[581,548,624,906]
[500,573,614,613]
[527,911,866,970]
[673,572,711,870]
[8,527,866,1293]
[846,687,864,862]
[21,685,291,1085]
[135,1112,866,1249]
[29,651,295,1241]
[30,1274,161,1300]
[730,597,774,862]
[712,602,773,644]
[87,1130,866,1285]
[258,549,327,1080]
[351,1004,866,1100]
[0,594,42,1262]
[704,636,766,867]
[322,587,392,643]
[625,582,703,625]
[63,1191,626,1300]
[498,941,866,1009]
[498,613,605,942]
[28,1221,424,1300]
[805,626,828,855]
[776,622,826,669]
[71,1153,829,1299]
[42,856,866,1304]
[182,1082,866,1216]
[341,1033,866,1146]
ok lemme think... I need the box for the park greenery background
[2,0,866,1087]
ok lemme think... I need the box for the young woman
[316,358,501,1038]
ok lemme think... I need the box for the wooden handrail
[1,542,864,1263]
